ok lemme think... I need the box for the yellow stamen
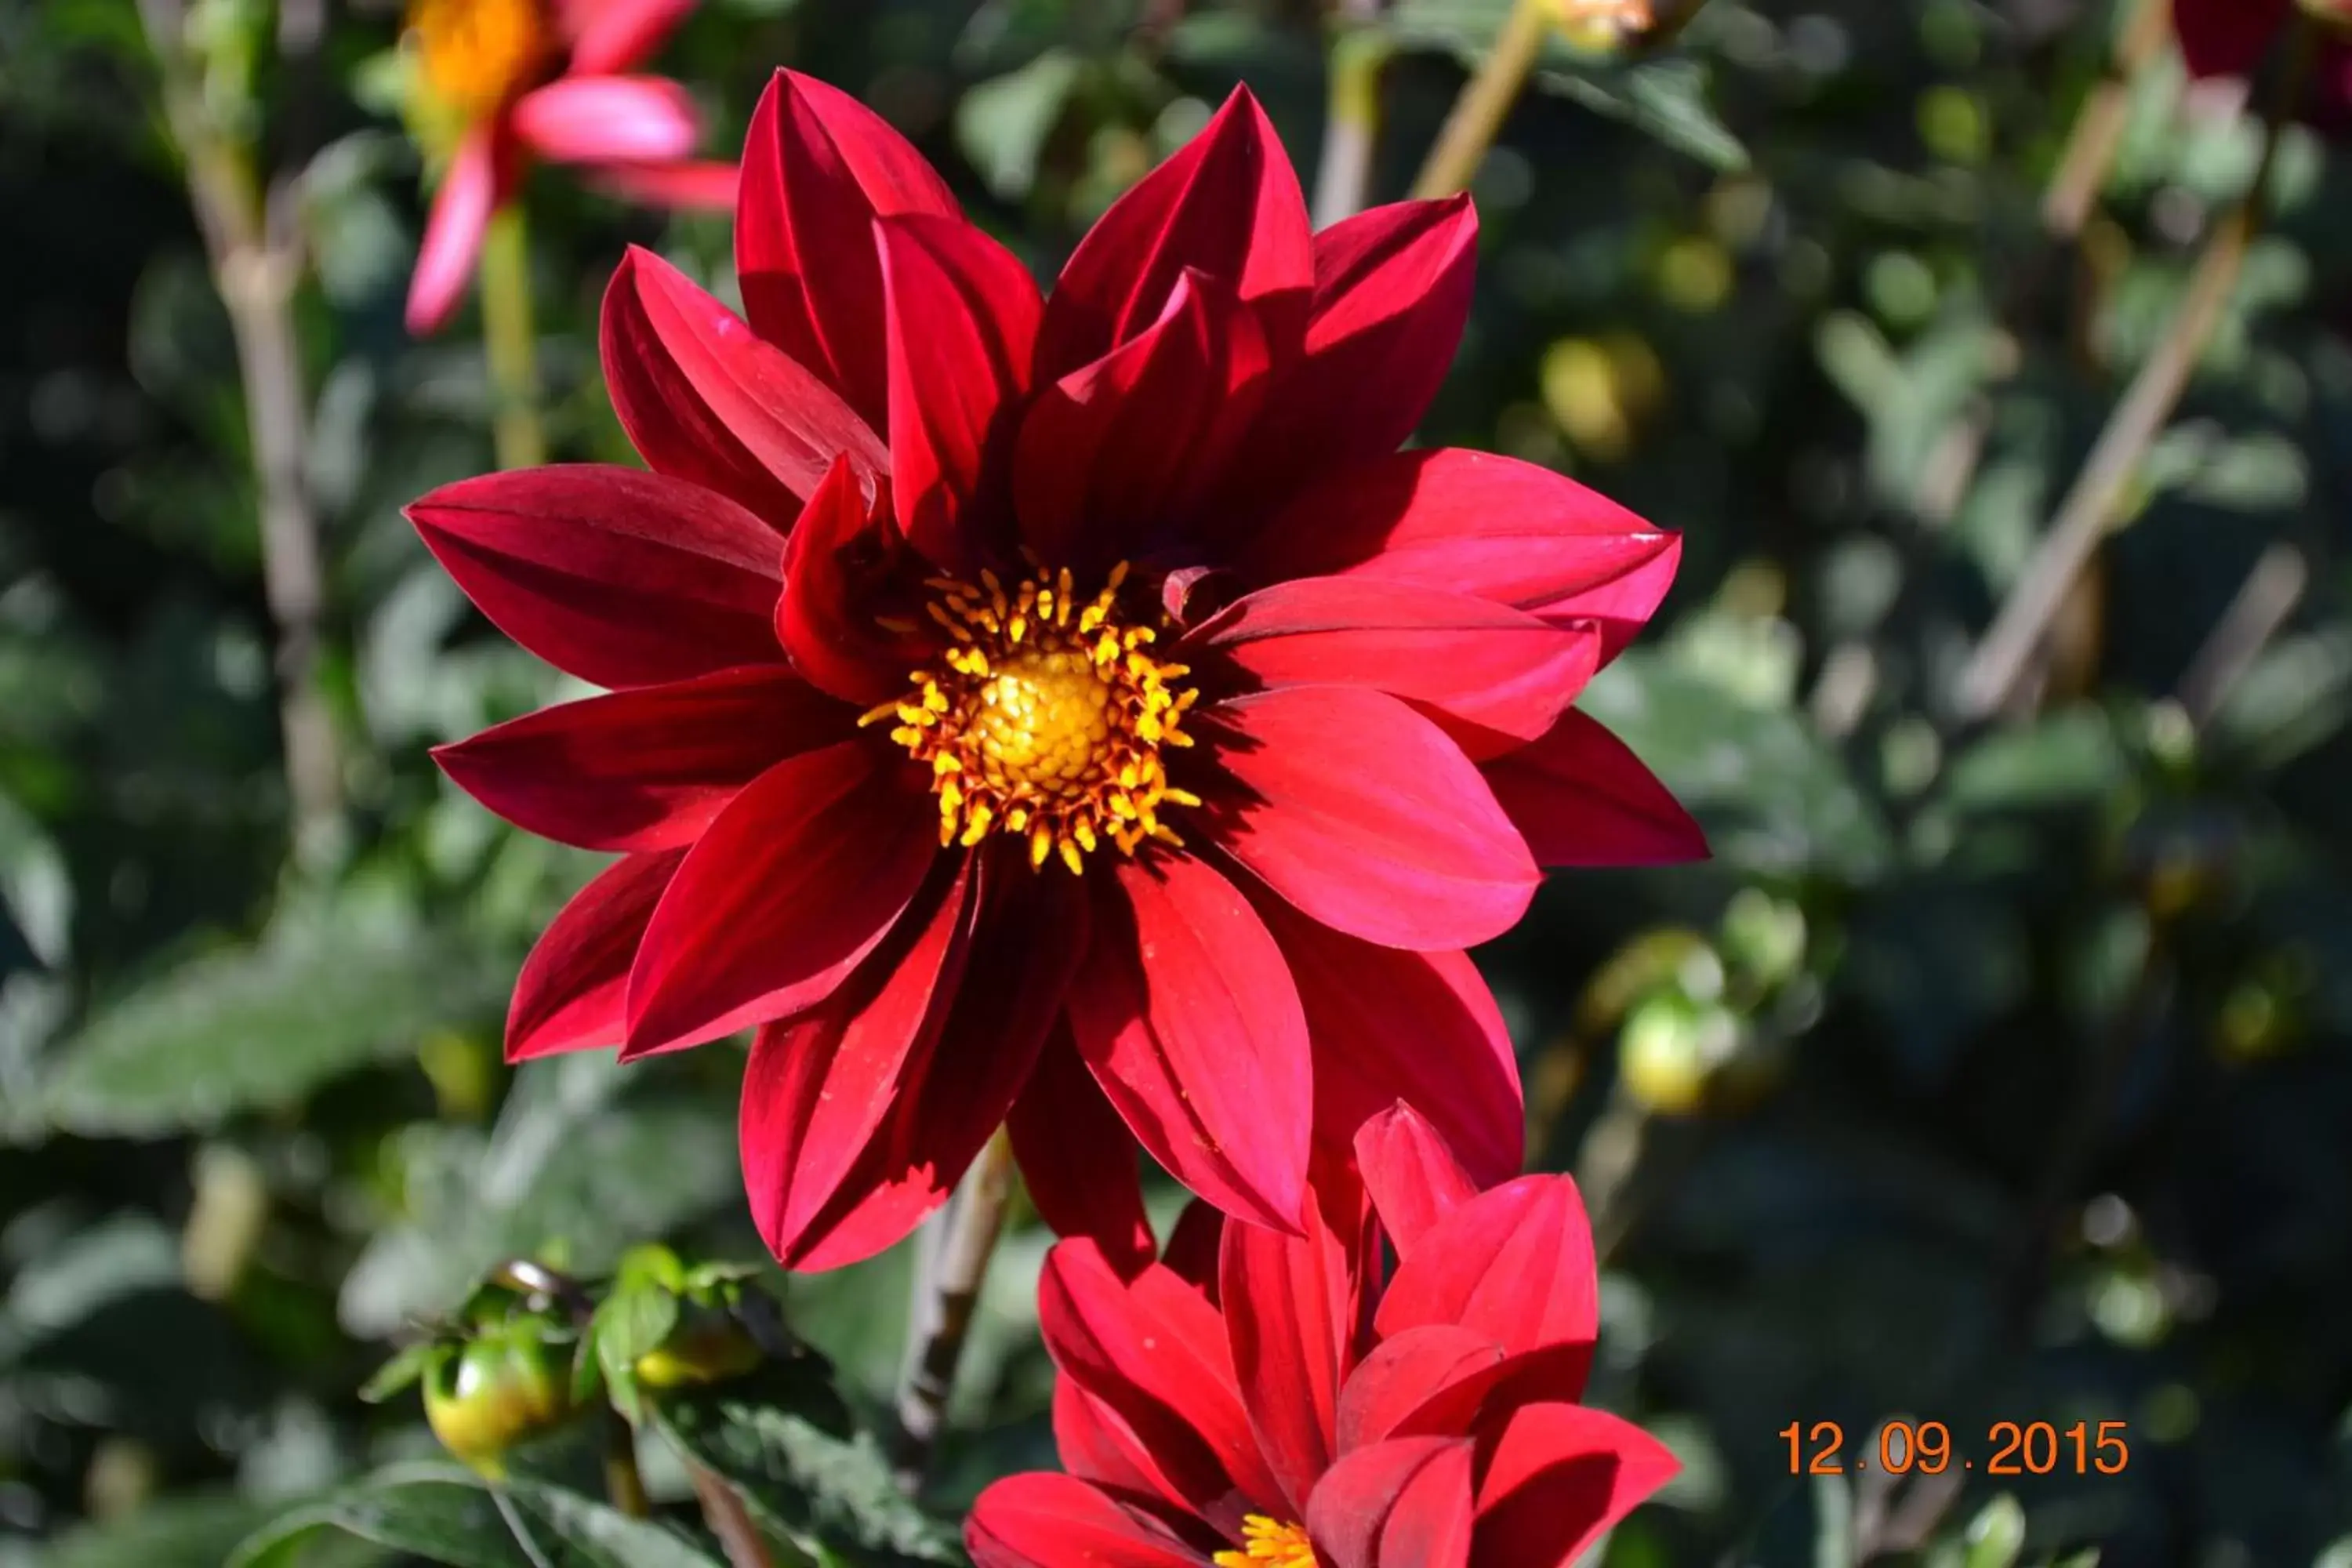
[405,0,555,124]
[879,563,1198,873]
[1214,1516,1318,1568]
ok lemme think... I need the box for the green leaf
[38,918,506,1138]
[955,49,1084,201]
[590,1278,678,1421]
[1939,708,2125,815]
[228,1462,723,1568]
[359,1339,449,1403]
[1963,1494,2027,1568]
[651,1387,959,1566]
[45,1493,277,1568]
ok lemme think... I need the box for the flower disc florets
[408,0,554,123]
[866,562,1201,873]
[1214,1516,1318,1568]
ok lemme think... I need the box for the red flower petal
[1247,893,1521,1194]
[967,1473,1209,1568]
[1189,578,1599,759]
[561,0,693,75]
[1160,1200,1226,1305]
[506,850,681,1062]
[1065,854,1311,1237]
[433,668,850,852]
[602,246,886,528]
[1332,1327,1506,1454]
[1220,1194,1356,1517]
[406,125,502,335]
[1039,1241,1284,1531]
[1481,711,1707,868]
[775,456,926,706]
[1009,1023,1156,1278]
[510,75,698,166]
[737,70,961,430]
[1374,1178,1599,1366]
[877,213,1043,565]
[1015,272,1270,573]
[1240,451,1679,664]
[584,158,739,209]
[1207,688,1537,953]
[740,859,974,1266]
[623,739,937,1056]
[1469,1404,1678,1568]
[406,465,784,690]
[2173,0,2292,79]
[1351,1104,1483,1261]
[1053,1379,1197,1515]
[781,855,1088,1271]
[1036,85,1310,380]
[1305,1436,1475,1568]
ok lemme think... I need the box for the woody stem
[891,1129,1018,1488]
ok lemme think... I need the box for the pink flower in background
[967,1105,1679,1568]
[401,0,736,332]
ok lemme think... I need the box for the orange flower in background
[401,0,736,332]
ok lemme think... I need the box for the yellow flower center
[865,564,1200,874]
[405,0,555,123]
[1214,1515,1319,1568]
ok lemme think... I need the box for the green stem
[479,205,546,471]
[1410,0,1553,199]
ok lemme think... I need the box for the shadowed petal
[1374,1178,1599,1364]
[623,739,938,1056]
[506,850,681,1062]
[602,246,886,528]
[1221,1192,1354,1515]
[1189,579,1599,759]
[1065,853,1311,1237]
[1351,1104,1483,1261]
[967,1473,1209,1568]
[562,0,694,74]
[1010,1023,1156,1276]
[1332,1327,1506,1454]
[1470,1405,1678,1568]
[510,76,698,165]
[433,668,851,851]
[737,69,960,428]
[878,213,1042,564]
[1036,85,1310,379]
[406,125,504,336]
[1207,687,1537,952]
[1481,711,1707,868]
[406,464,784,689]
[1305,1437,1475,1568]
[776,457,926,706]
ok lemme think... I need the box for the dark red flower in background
[2172,0,2352,121]
[965,1105,1678,1568]
[409,70,1703,1271]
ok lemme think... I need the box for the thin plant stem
[1313,5,1391,228]
[891,1130,1018,1487]
[1954,20,2315,720]
[603,1418,652,1519]
[688,1464,775,1568]
[1411,0,1553,199]
[479,205,547,471]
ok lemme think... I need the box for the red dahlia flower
[2173,0,2352,120]
[967,1105,1678,1568]
[401,0,737,332]
[408,71,1703,1270]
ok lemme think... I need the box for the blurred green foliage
[5,0,2352,1563]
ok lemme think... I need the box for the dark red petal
[1189,579,1599,759]
[1351,1104,1483,1261]
[1160,1200,1226,1304]
[1054,1379,1192,1511]
[737,70,960,429]
[1238,451,1678,664]
[602,246,885,528]
[623,740,938,1055]
[509,75,697,166]
[506,850,681,1062]
[781,854,1088,1272]
[966,1474,1210,1568]
[776,456,925,706]
[1374,1177,1599,1363]
[1035,85,1311,380]
[1207,688,1538,953]
[877,212,1042,565]
[1065,854,1311,1237]
[1009,1022,1156,1276]
[1214,196,1478,527]
[2173,0,2292,80]
[1220,1192,1355,1516]
[739,859,974,1267]
[406,124,499,335]
[1481,711,1708,868]
[561,0,693,75]
[1469,1405,1679,1568]
[1333,1327,1507,1454]
[433,668,850,852]
[1040,1241,1283,1531]
[1305,1437,1475,1568]
[407,464,784,689]
[1015,273,1269,572]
